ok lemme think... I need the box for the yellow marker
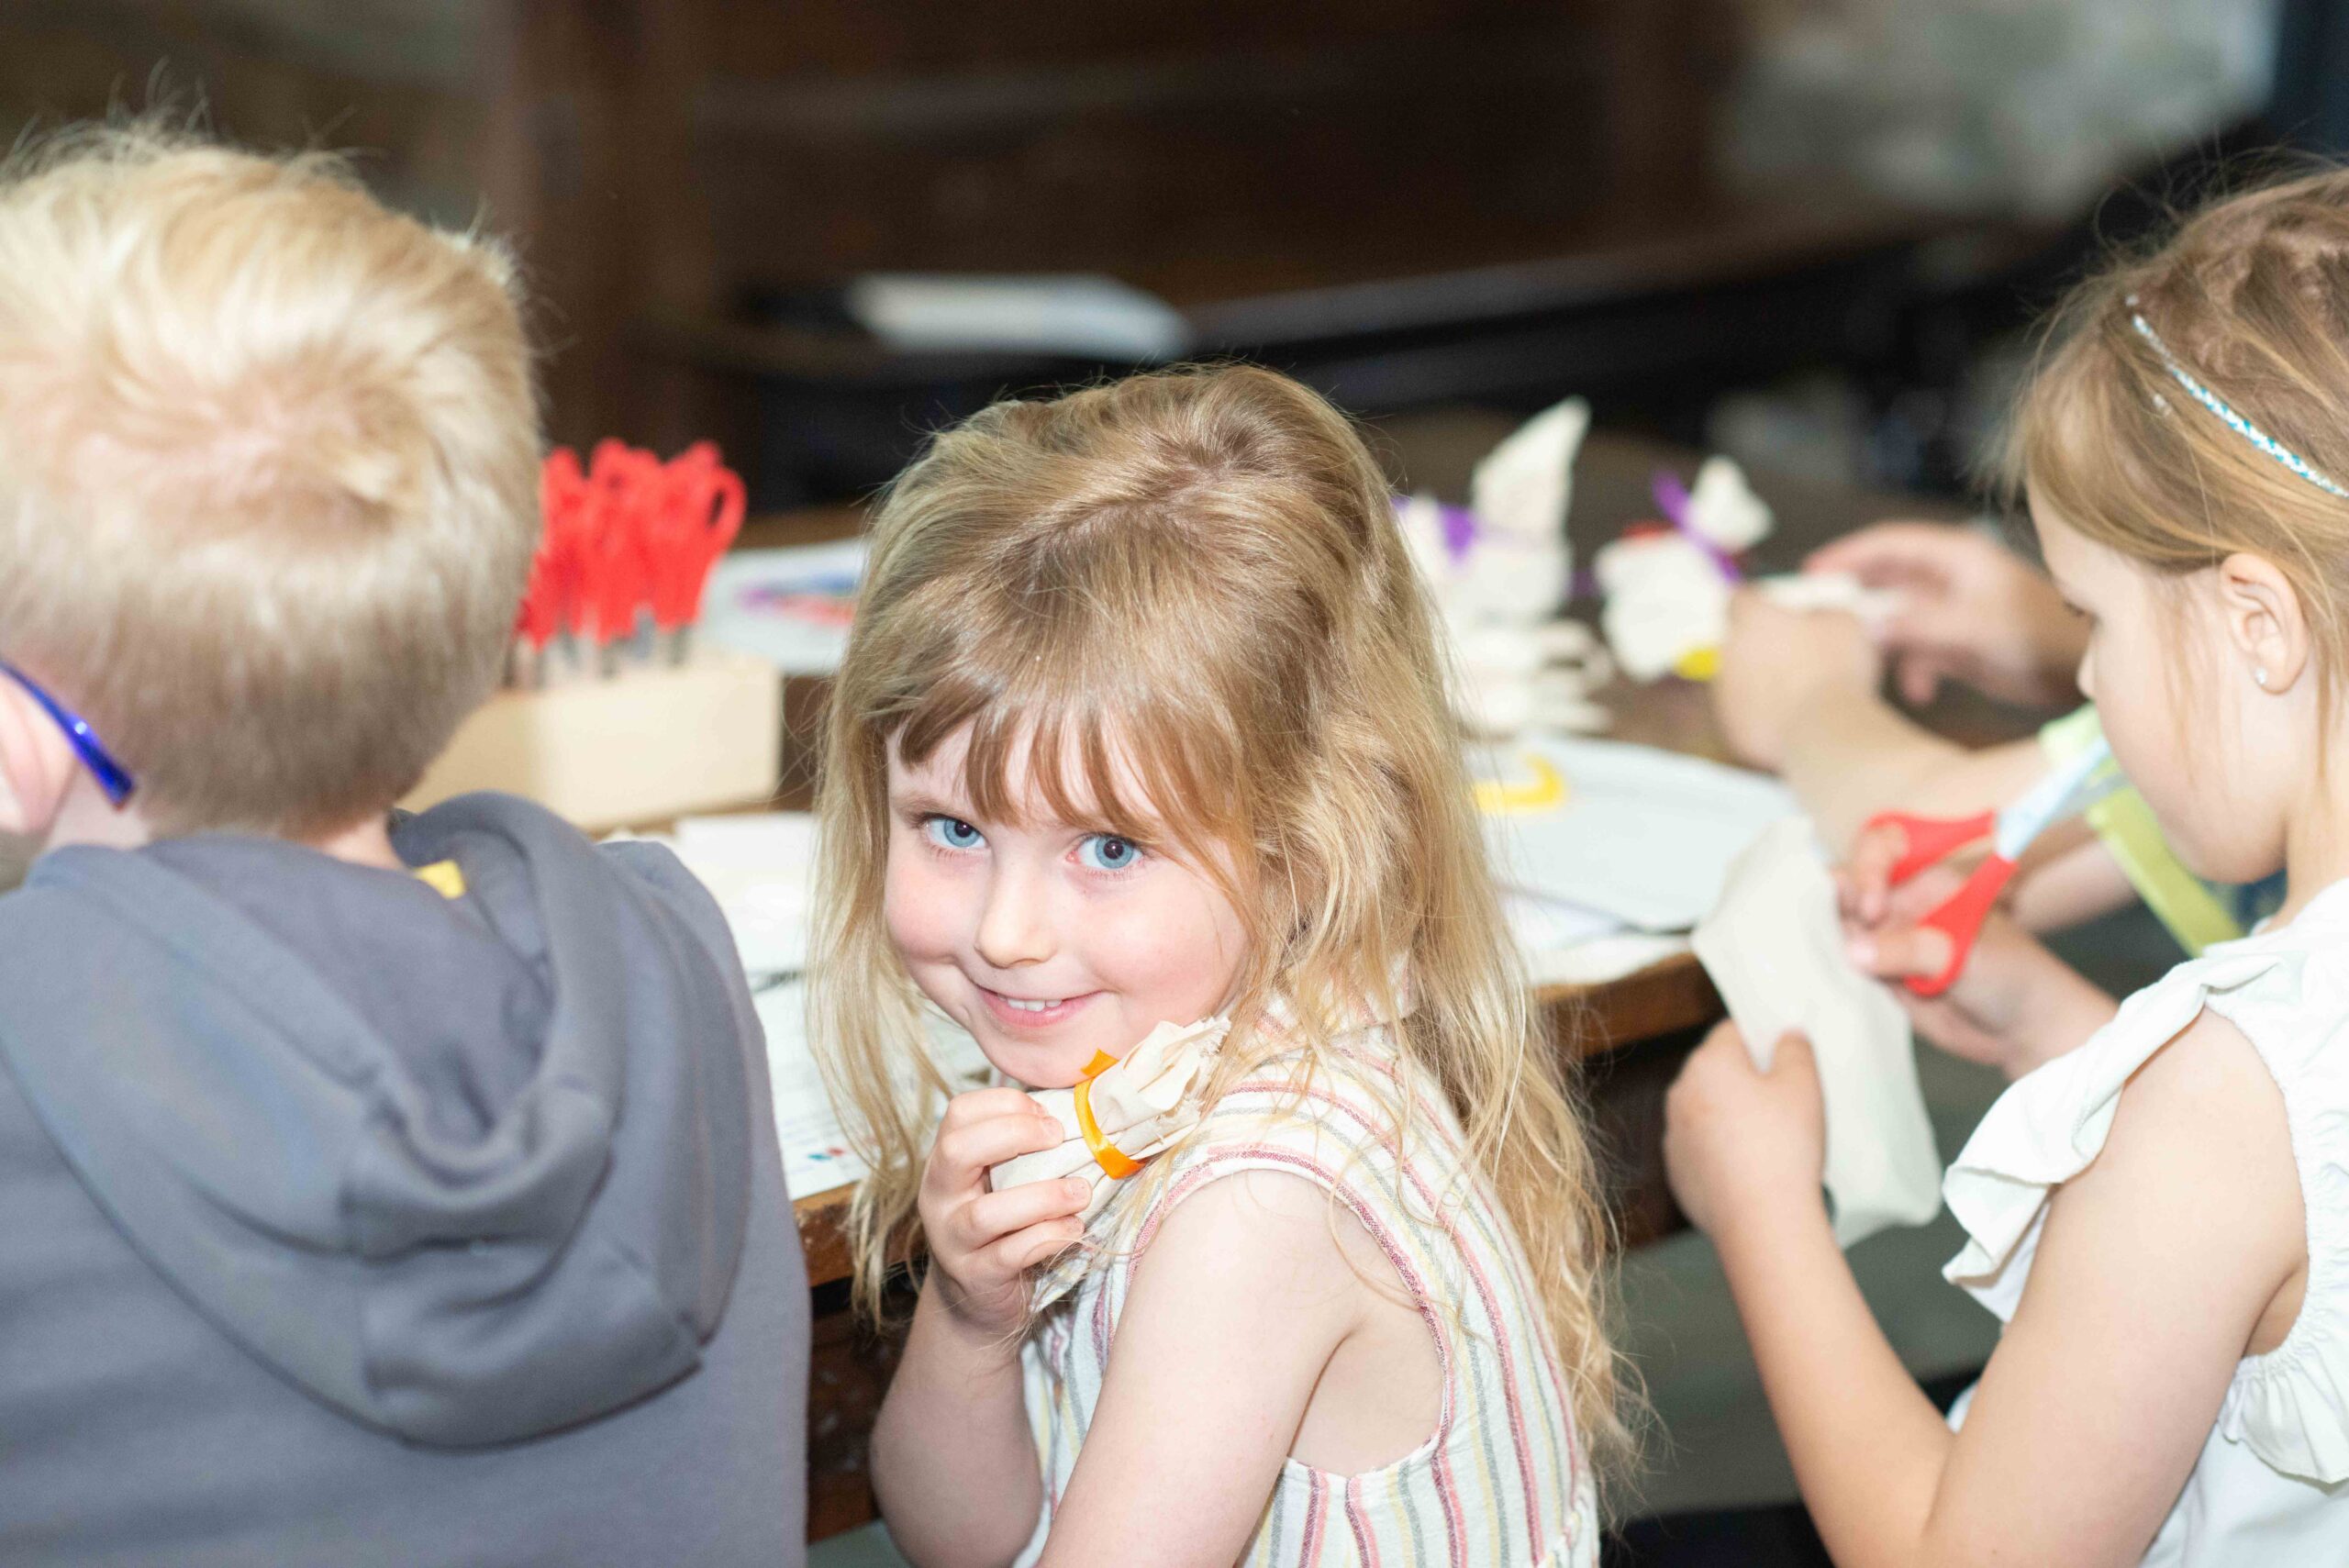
[412,860,467,899]
[1674,645,1721,682]
[1473,754,1570,816]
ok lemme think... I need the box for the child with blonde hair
[811,364,1620,1565]
[1666,169,2349,1565]
[0,125,807,1564]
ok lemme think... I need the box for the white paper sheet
[1478,738,1800,932]
[754,977,992,1200]
[697,540,865,675]
[667,812,819,980]
[1690,817,1943,1246]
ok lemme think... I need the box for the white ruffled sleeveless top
[1942,879,2349,1564]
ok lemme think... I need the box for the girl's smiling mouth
[974,985,1101,1029]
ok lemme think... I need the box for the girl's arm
[1034,1170,1386,1567]
[871,1089,1090,1568]
[1710,594,2076,849]
[870,1270,1045,1568]
[1670,1012,2303,1568]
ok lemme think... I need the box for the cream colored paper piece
[1476,736,1798,931]
[1691,817,1942,1246]
[1400,398,1605,737]
[988,1016,1232,1221]
[1471,398,1589,550]
[1684,455,1774,552]
[1595,532,1729,681]
[1755,570,1901,627]
[1594,540,1900,685]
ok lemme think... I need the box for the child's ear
[2213,551,2310,695]
[0,677,71,840]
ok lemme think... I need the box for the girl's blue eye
[1076,833,1141,873]
[923,816,985,851]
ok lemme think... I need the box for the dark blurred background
[5,0,2327,513]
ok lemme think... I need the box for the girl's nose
[973,861,1055,969]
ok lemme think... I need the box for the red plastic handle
[1863,809,1996,885]
[1906,854,2018,997]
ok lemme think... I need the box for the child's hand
[1712,592,1882,771]
[1805,520,2086,707]
[920,1087,1090,1339]
[1842,864,2113,1078]
[1664,1020,1825,1238]
[1833,815,1955,928]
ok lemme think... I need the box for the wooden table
[762,414,1989,1540]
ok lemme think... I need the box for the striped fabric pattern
[1015,1031,1598,1566]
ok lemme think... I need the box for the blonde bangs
[888,625,1251,873]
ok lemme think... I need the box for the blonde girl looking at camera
[810,366,1622,1567]
[1667,171,2349,1567]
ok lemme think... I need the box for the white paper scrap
[1477,738,1799,932]
[698,540,864,675]
[1690,817,1942,1246]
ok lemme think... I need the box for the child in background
[0,127,807,1564]
[810,365,1620,1566]
[1666,171,2349,1564]
[1713,524,2277,957]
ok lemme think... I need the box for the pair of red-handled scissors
[1862,736,2120,997]
[642,440,746,655]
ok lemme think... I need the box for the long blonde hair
[2005,167,2349,728]
[809,364,1628,1472]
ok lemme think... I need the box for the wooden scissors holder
[404,648,782,832]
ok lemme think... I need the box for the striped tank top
[1013,1028,1598,1566]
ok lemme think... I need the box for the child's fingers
[1803,520,1956,586]
[960,1178,1090,1249]
[937,1085,1048,1132]
[978,1218,1087,1280]
[1847,920,1955,984]
[930,1104,1066,1187]
[1767,1027,1817,1082]
[1894,652,1947,707]
[1841,822,1909,923]
[1882,862,1968,925]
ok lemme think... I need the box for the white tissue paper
[1596,529,1898,684]
[1596,532,1737,682]
[987,1016,1231,1222]
[1685,455,1775,553]
[1691,817,1942,1246]
[1399,397,1609,736]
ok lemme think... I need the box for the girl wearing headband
[1668,170,2349,1565]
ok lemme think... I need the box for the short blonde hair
[2005,168,2349,724]
[0,123,539,836]
[809,365,1631,1476]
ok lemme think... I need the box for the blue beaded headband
[2125,295,2349,501]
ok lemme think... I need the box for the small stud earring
[2255,666,2271,689]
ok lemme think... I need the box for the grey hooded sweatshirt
[0,793,807,1566]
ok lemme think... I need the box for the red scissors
[1862,737,2120,996]
[521,449,592,653]
[579,440,662,670]
[642,440,746,662]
